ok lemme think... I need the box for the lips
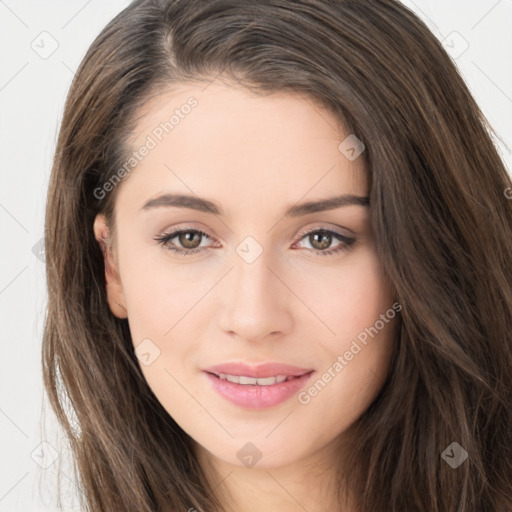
[203,364,316,410]
[202,362,314,379]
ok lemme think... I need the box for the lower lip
[203,371,315,410]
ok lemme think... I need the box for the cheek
[121,263,203,423]
[295,249,397,423]
[115,246,208,401]
[119,244,212,343]
[294,245,395,342]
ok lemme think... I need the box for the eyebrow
[141,193,369,217]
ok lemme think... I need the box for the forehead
[118,80,367,217]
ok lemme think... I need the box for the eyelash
[153,226,356,257]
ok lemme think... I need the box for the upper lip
[203,362,314,379]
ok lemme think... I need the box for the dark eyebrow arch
[141,193,369,217]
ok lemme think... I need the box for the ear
[93,213,128,319]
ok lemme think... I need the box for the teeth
[218,373,290,385]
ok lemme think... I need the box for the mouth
[202,364,316,410]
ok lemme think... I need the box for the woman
[42,0,512,510]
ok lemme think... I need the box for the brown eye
[177,230,203,249]
[309,231,333,251]
[154,228,213,255]
[295,228,356,256]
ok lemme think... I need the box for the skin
[94,79,398,512]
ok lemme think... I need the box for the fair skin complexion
[94,79,397,512]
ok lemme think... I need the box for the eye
[153,227,356,257]
[154,227,214,256]
[292,228,356,256]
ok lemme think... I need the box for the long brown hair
[42,0,512,510]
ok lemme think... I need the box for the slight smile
[202,362,316,410]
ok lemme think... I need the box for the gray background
[1,1,511,510]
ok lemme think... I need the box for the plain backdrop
[1,1,511,510]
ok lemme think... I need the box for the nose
[218,246,293,342]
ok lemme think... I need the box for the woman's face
[94,80,398,471]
